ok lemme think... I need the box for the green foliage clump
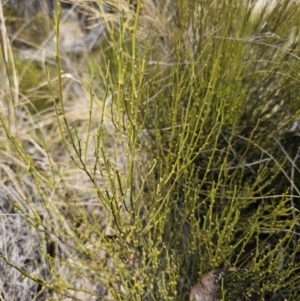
[1,0,300,301]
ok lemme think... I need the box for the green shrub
[1,1,300,300]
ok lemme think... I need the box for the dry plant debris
[189,268,242,301]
